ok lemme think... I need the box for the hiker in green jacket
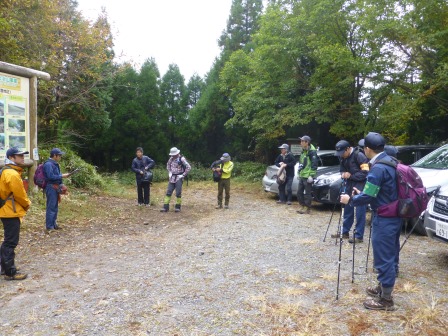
[296,135,318,214]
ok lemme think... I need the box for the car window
[397,150,416,165]
[412,145,448,169]
[319,154,340,167]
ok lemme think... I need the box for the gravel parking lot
[0,183,447,335]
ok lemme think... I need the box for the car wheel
[404,217,427,236]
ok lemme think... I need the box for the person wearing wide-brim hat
[340,132,401,311]
[160,147,191,212]
[213,153,234,209]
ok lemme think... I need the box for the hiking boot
[363,297,395,311]
[287,202,292,205]
[366,285,381,297]
[296,205,305,214]
[277,200,286,204]
[349,238,364,244]
[215,205,223,209]
[224,205,229,209]
[160,204,169,212]
[331,233,349,239]
[175,204,181,213]
[4,272,28,281]
[297,207,311,214]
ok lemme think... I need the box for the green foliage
[38,147,104,191]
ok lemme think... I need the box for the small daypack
[33,163,47,189]
[376,159,428,218]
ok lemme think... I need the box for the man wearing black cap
[296,135,318,214]
[331,140,369,243]
[0,147,31,280]
[274,144,296,205]
[43,148,73,232]
[340,132,401,311]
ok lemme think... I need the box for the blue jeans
[278,175,293,202]
[372,213,402,288]
[45,185,59,229]
[342,203,367,239]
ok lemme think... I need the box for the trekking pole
[352,224,357,283]
[323,201,339,242]
[365,206,373,273]
[334,179,347,246]
[336,202,346,300]
[400,185,441,252]
[399,212,425,252]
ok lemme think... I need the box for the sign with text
[0,72,30,160]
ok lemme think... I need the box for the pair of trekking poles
[323,181,440,300]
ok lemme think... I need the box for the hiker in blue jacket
[131,147,155,206]
[340,132,400,311]
[43,148,73,232]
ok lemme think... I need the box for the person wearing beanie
[160,147,191,212]
[213,153,234,209]
[340,132,401,311]
[274,144,296,205]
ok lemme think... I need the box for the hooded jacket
[0,164,31,218]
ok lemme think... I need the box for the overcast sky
[76,0,233,80]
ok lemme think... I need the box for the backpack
[33,163,47,189]
[276,166,287,185]
[210,160,223,182]
[0,166,14,209]
[376,159,428,218]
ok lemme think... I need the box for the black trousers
[137,181,150,205]
[1,217,20,276]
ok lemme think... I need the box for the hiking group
[273,132,427,311]
[0,133,426,312]
[131,146,234,211]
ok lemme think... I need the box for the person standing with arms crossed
[0,147,31,280]
[213,153,234,209]
[296,135,318,214]
[340,132,400,311]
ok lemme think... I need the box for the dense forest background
[1,0,447,169]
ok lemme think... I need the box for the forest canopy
[1,0,447,168]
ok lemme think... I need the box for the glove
[307,176,314,184]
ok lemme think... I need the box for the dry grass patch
[400,294,448,334]
[282,287,308,296]
[394,281,421,294]
[346,310,375,336]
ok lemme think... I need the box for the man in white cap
[160,147,191,212]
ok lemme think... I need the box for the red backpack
[33,163,47,189]
[376,159,428,218]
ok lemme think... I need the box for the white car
[411,144,448,235]
[424,184,448,244]
[262,150,340,195]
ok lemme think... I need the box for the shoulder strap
[376,158,398,169]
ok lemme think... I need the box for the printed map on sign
[0,72,30,160]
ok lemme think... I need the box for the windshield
[411,145,448,169]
